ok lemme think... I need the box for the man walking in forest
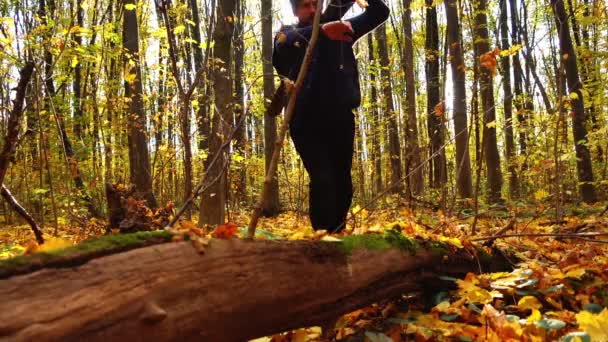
[273,0,389,233]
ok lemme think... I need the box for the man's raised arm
[345,0,389,42]
[272,0,358,77]
[273,0,355,54]
[321,0,355,22]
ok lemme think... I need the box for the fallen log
[0,231,512,341]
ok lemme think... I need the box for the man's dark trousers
[290,103,354,233]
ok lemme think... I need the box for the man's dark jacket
[272,0,389,111]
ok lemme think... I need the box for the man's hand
[321,21,354,41]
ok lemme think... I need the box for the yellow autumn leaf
[292,328,307,342]
[125,72,137,84]
[489,272,509,280]
[457,279,499,303]
[565,268,586,279]
[433,301,451,313]
[174,25,186,35]
[576,308,608,341]
[321,236,341,241]
[534,189,549,201]
[439,236,463,248]
[289,230,307,240]
[554,267,586,280]
[37,236,73,253]
[518,296,542,311]
[499,44,522,57]
[527,309,542,324]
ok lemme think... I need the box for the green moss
[338,229,419,255]
[43,230,172,257]
[383,229,419,253]
[427,241,448,255]
[0,230,172,279]
[339,234,392,254]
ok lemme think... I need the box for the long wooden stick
[248,2,325,239]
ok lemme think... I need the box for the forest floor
[0,200,607,341]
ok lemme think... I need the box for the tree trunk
[551,0,596,203]
[179,104,193,218]
[72,0,84,141]
[472,58,481,167]
[0,234,512,341]
[261,0,280,216]
[444,0,472,199]
[425,0,445,190]
[519,0,535,140]
[355,114,367,201]
[199,0,236,225]
[123,0,157,208]
[583,0,602,162]
[401,0,423,196]
[233,0,247,206]
[473,0,503,204]
[567,0,602,162]
[367,34,383,196]
[376,24,403,194]
[499,0,519,199]
[509,0,528,156]
[188,0,211,155]
[155,46,165,149]
[194,0,215,153]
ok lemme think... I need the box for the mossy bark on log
[0,230,172,279]
[0,233,512,341]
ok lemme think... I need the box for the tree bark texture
[376,24,403,194]
[261,0,281,216]
[0,237,511,341]
[473,0,503,204]
[444,0,473,199]
[551,0,596,203]
[123,0,157,208]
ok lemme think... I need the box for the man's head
[290,0,318,25]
